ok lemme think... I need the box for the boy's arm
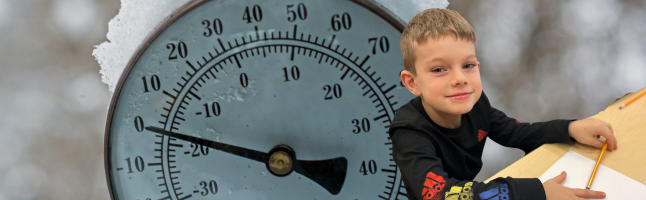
[392,128,546,200]
[487,107,575,154]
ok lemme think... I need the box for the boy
[390,9,618,200]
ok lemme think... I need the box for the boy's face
[401,36,482,117]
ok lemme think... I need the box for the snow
[92,0,192,94]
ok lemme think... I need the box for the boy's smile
[400,36,482,129]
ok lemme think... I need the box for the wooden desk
[486,86,646,184]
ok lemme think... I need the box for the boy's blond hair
[401,9,476,75]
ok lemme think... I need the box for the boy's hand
[544,171,606,200]
[568,118,617,151]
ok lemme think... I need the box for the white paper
[539,150,646,199]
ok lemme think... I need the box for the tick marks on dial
[358,56,370,68]
[233,55,242,68]
[163,90,177,100]
[187,90,201,101]
[178,194,191,200]
[217,38,226,51]
[374,113,388,123]
[208,68,217,77]
[186,61,198,72]
[328,35,336,48]
[169,143,183,148]
[340,67,351,80]
[293,25,297,39]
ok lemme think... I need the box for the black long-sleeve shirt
[389,92,575,200]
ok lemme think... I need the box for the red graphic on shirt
[478,129,488,142]
[422,171,446,200]
[516,120,520,124]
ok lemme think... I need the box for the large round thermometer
[105,0,414,199]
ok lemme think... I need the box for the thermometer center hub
[267,145,296,177]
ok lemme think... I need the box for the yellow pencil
[586,143,608,190]
[619,90,646,109]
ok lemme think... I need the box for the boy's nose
[450,70,468,86]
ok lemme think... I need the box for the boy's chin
[445,104,475,115]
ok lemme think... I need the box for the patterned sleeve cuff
[507,178,547,200]
[548,119,576,143]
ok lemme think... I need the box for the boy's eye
[463,64,476,69]
[431,68,445,73]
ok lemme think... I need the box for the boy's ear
[400,70,421,96]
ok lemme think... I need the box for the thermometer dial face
[105,0,414,199]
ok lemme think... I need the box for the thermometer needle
[145,126,347,195]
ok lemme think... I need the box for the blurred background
[0,0,644,199]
